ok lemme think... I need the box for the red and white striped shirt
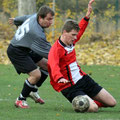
[48,17,89,92]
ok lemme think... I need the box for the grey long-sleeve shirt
[10,14,51,59]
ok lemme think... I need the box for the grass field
[0,64,120,120]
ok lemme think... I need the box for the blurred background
[0,0,120,66]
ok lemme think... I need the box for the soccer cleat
[29,91,45,104]
[15,98,29,109]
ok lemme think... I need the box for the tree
[18,0,36,16]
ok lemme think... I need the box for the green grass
[0,64,120,120]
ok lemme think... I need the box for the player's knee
[109,99,117,107]
[30,71,41,82]
[88,104,98,112]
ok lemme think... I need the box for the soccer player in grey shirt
[7,5,54,108]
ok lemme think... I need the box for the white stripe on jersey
[69,61,83,83]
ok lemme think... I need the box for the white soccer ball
[72,95,90,112]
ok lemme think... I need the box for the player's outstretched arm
[86,0,94,18]
[8,15,32,27]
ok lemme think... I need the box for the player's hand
[86,0,95,18]
[8,18,15,25]
[89,0,94,5]
[58,78,69,83]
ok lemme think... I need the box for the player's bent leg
[16,68,42,108]
[30,59,48,104]
[93,88,116,107]
[29,69,47,104]
[85,95,98,112]
[28,68,45,104]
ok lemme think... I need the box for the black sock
[36,69,48,88]
[19,80,36,100]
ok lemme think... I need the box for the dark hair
[37,5,54,20]
[62,19,80,33]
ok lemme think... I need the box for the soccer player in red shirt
[48,0,116,112]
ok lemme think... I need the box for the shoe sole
[35,100,45,104]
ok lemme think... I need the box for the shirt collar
[59,37,66,47]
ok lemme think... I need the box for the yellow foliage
[76,32,120,66]
[0,40,11,65]
[102,5,116,23]
[0,22,15,41]
[0,0,120,67]
[2,0,17,17]
[0,22,15,64]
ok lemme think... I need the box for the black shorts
[61,75,102,103]
[7,44,43,74]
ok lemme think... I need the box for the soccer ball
[72,95,90,112]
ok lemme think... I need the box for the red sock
[94,100,105,108]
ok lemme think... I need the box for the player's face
[64,29,78,46]
[39,13,54,28]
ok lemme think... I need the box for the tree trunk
[18,0,36,16]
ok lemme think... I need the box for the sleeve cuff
[84,16,90,21]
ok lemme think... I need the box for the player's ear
[63,30,67,34]
[38,16,43,25]
[38,16,42,20]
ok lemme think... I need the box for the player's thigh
[83,75,102,98]
[93,88,116,107]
